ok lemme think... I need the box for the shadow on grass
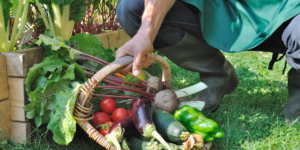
[203,67,299,149]
[26,123,106,150]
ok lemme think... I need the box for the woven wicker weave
[73,55,171,150]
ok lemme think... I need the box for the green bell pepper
[174,105,225,142]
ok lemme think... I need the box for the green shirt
[182,0,300,53]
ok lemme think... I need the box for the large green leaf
[25,56,65,94]
[24,78,71,127]
[70,33,115,70]
[47,113,66,145]
[47,87,77,145]
[37,35,81,60]
[74,63,88,82]
[66,82,82,117]
[69,0,87,22]
[46,64,64,82]
[0,0,12,31]
[36,35,68,51]
[63,63,75,80]
[32,75,48,90]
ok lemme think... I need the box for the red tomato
[93,112,111,130]
[112,108,129,122]
[100,98,116,114]
[100,121,114,136]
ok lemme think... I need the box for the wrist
[136,28,155,43]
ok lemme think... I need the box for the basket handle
[74,54,171,150]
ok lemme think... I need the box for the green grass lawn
[1,51,300,150]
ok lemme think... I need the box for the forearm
[137,0,175,43]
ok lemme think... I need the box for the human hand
[115,34,155,77]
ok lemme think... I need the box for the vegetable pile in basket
[24,33,224,149]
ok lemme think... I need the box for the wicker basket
[73,54,212,150]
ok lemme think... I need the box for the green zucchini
[122,134,182,150]
[153,109,189,144]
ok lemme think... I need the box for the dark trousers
[116,0,295,54]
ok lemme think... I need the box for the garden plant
[1,0,300,150]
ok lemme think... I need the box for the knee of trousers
[116,0,144,37]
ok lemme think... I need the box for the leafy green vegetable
[123,74,141,84]
[24,79,71,126]
[32,75,48,90]
[0,0,29,52]
[24,34,133,146]
[122,74,141,96]
[36,35,68,51]
[69,0,86,21]
[47,82,81,145]
[0,0,12,31]
[25,56,67,94]
[63,63,76,80]
[66,82,83,117]
[36,34,81,60]
[74,63,88,81]
[34,0,87,40]
[24,34,89,132]
[25,32,101,145]
[46,82,82,145]
[70,33,115,63]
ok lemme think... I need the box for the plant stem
[79,55,106,66]
[87,0,91,33]
[8,0,24,52]
[81,66,97,73]
[13,0,30,51]
[61,5,74,40]
[152,131,172,150]
[96,85,153,98]
[61,5,70,40]
[79,56,104,66]
[84,71,94,77]
[35,0,50,30]
[68,20,75,39]
[81,53,109,65]
[48,9,56,36]
[83,62,101,70]
[116,99,132,104]
[52,3,62,38]
[0,2,9,52]
[27,7,39,39]
[110,135,121,150]
[93,94,133,99]
[106,77,146,87]
[103,79,122,86]
[76,22,85,33]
